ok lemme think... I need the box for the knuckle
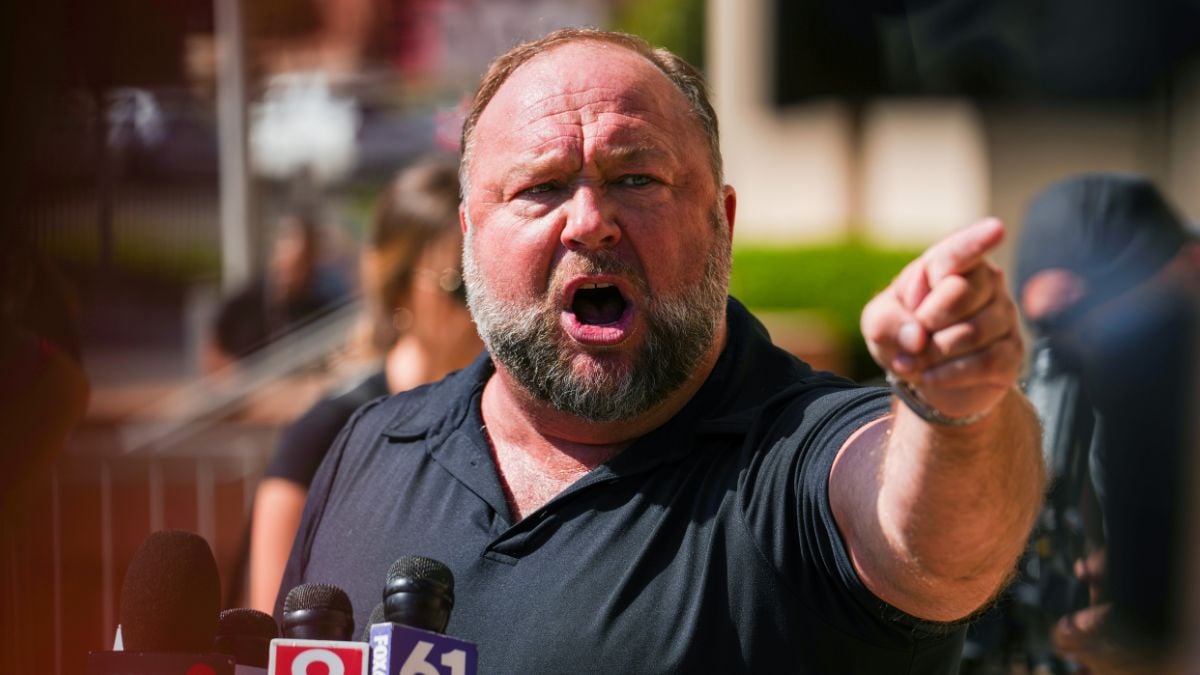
[913,304,941,328]
[863,326,885,346]
[861,297,882,326]
[934,323,975,356]
[861,316,889,345]
[957,321,980,345]
[896,260,922,288]
[944,274,972,297]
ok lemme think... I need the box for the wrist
[886,372,990,427]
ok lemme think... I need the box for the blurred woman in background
[248,155,481,611]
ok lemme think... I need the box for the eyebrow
[502,150,574,194]
[502,140,678,195]
[598,143,674,167]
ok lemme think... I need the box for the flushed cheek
[621,199,712,244]
[478,254,541,303]
[473,232,556,304]
[629,236,708,291]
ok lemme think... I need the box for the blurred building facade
[711,0,1200,253]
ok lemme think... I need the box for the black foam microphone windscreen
[214,608,278,668]
[118,529,221,652]
[280,582,355,641]
[383,555,455,633]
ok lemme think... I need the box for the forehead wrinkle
[472,42,712,190]
[515,134,582,172]
[584,134,676,169]
[524,98,683,150]
[510,107,677,165]
[516,82,678,129]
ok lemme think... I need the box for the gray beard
[463,212,731,423]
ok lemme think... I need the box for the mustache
[547,250,648,297]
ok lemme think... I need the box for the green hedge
[730,240,921,380]
[45,230,221,282]
[612,0,707,69]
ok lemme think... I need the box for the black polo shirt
[279,299,966,673]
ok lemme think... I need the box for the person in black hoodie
[1012,173,1199,673]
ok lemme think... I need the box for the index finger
[925,218,1005,285]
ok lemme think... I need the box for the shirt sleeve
[740,379,965,649]
[264,373,389,487]
[264,398,358,487]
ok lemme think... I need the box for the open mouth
[571,282,628,326]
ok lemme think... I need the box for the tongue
[574,293,625,325]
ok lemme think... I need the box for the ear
[721,185,737,239]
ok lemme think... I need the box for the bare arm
[248,477,309,613]
[831,218,1045,622]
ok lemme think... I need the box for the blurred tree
[612,0,707,70]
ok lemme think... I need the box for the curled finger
[914,263,999,332]
[919,332,1023,388]
[926,295,1015,362]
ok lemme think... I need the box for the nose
[560,186,620,251]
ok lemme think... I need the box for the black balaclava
[1015,173,1193,335]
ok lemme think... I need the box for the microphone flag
[268,638,369,675]
[368,623,477,675]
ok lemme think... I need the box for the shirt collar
[382,297,814,463]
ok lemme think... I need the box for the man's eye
[522,182,558,196]
[618,175,654,187]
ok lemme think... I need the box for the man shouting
[279,28,1043,674]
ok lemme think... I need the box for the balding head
[459,28,722,199]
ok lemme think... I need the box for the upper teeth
[579,282,614,290]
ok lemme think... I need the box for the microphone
[383,556,454,633]
[269,583,368,675]
[281,582,356,640]
[87,529,234,674]
[121,529,221,650]
[361,603,385,642]
[369,556,477,675]
[214,608,279,673]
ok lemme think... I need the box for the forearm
[847,218,1047,620]
[886,387,1042,587]
[249,478,309,613]
[833,387,1044,621]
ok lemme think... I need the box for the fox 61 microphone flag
[368,623,476,675]
[269,638,368,675]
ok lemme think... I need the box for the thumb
[862,290,929,375]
